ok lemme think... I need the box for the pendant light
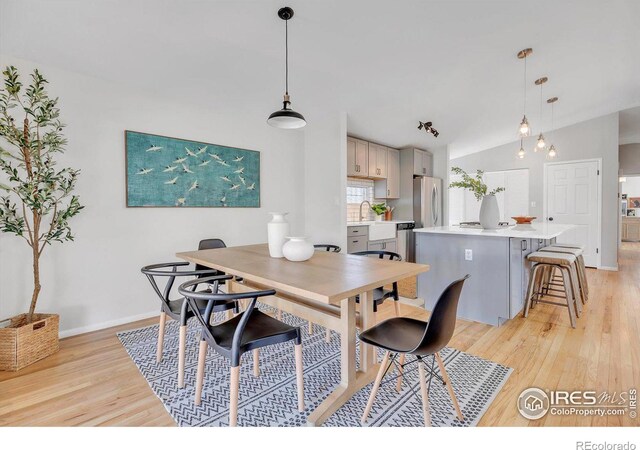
[547,97,559,159]
[267,7,306,129]
[517,138,525,159]
[516,48,533,138]
[534,77,548,152]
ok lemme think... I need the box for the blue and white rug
[117,307,512,427]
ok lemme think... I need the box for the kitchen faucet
[359,200,372,222]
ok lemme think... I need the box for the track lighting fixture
[418,121,439,138]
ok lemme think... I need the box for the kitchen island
[414,223,576,326]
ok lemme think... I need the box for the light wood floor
[1,243,639,426]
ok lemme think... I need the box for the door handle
[548,217,554,221]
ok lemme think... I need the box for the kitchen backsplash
[347,177,386,222]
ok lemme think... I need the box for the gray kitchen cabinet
[412,148,433,177]
[374,148,400,199]
[368,239,397,252]
[347,136,369,177]
[347,236,368,253]
[368,143,387,179]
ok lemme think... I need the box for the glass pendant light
[546,97,559,159]
[518,139,525,159]
[534,77,548,152]
[267,7,306,129]
[516,48,533,138]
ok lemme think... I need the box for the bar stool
[524,252,581,328]
[545,244,589,297]
[539,245,588,304]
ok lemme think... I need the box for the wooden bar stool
[539,245,588,304]
[545,244,589,297]
[524,252,581,328]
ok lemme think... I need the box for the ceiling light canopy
[267,7,306,129]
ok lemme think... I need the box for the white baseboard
[59,310,159,339]
[599,265,619,271]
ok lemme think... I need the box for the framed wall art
[125,130,260,207]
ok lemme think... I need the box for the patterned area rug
[117,307,511,427]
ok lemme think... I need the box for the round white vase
[374,215,383,222]
[479,195,500,229]
[267,212,290,258]
[282,237,314,262]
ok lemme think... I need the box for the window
[347,178,375,222]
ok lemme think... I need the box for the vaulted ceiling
[1,0,639,157]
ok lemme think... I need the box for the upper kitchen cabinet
[374,148,400,199]
[368,143,387,179]
[347,136,369,177]
[411,148,433,177]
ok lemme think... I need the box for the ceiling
[1,0,639,157]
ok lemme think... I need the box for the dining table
[176,243,430,426]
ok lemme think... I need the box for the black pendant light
[267,7,306,129]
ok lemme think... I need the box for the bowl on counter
[511,216,537,224]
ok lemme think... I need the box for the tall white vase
[479,195,500,229]
[267,212,290,258]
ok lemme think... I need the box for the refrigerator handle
[434,184,439,225]
[431,184,437,225]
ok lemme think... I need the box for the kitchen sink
[367,222,397,241]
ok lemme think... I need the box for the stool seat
[552,243,585,251]
[527,251,576,265]
[540,246,583,257]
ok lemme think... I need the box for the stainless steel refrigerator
[408,176,443,262]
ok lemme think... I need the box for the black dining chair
[352,250,402,320]
[360,275,469,426]
[141,262,238,389]
[313,244,341,253]
[312,244,342,341]
[179,275,304,427]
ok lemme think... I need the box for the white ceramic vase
[282,237,314,262]
[479,195,500,229]
[267,212,290,258]
[374,215,383,222]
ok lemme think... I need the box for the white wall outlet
[531,201,536,208]
[465,249,473,261]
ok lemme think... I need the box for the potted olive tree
[449,166,504,229]
[0,66,83,371]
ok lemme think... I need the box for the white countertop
[347,220,414,227]
[413,223,576,240]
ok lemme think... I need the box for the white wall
[0,56,306,335]
[451,112,619,269]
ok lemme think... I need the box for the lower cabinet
[347,236,368,253]
[368,239,397,253]
[622,218,640,242]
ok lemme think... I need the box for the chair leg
[394,299,401,316]
[178,324,187,388]
[325,328,331,343]
[277,309,282,321]
[396,353,405,392]
[194,339,208,406]
[569,265,583,316]
[560,268,577,328]
[361,351,391,424]
[253,349,260,377]
[418,359,432,427]
[229,365,240,427]
[226,310,233,321]
[524,264,541,318]
[308,321,314,335]
[435,352,464,421]
[156,312,167,363]
[295,343,305,412]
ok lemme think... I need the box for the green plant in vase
[449,166,504,229]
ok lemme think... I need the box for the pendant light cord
[523,55,527,115]
[539,84,543,133]
[285,18,289,96]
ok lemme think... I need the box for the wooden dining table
[176,243,430,426]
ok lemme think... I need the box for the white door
[545,160,600,267]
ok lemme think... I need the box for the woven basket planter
[0,313,59,371]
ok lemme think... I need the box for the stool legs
[560,268,577,328]
[524,263,577,328]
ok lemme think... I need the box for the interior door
[546,160,600,267]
